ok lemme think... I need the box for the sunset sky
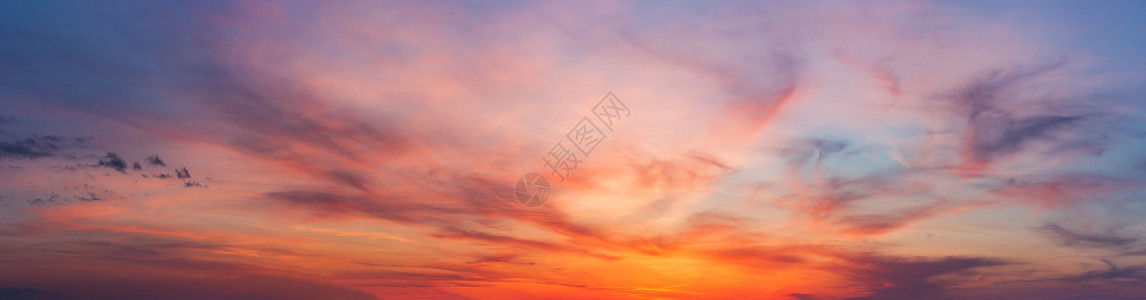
[3,1,1146,299]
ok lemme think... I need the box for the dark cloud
[26,238,227,262]
[0,137,57,159]
[986,259,1146,297]
[28,194,63,206]
[175,167,190,179]
[970,114,1083,161]
[1,274,377,300]
[145,154,165,166]
[325,170,369,192]
[986,174,1136,207]
[27,192,104,206]
[73,193,103,202]
[182,63,412,193]
[265,185,594,242]
[1069,259,1146,283]
[839,254,1007,300]
[787,293,819,300]
[15,184,119,208]
[0,135,89,160]
[131,162,142,170]
[949,61,1064,117]
[261,183,642,258]
[944,61,1104,165]
[96,152,127,173]
[0,229,377,300]
[1039,224,1139,249]
[266,190,461,224]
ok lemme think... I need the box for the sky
[2,1,1146,299]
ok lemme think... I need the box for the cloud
[1,1,1146,299]
[787,293,820,300]
[466,253,524,265]
[617,11,804,139]
[145,154,165,166]
[780,138,851,169]
[1039,224,1139,249]
[262,188,625,256]
[1068,259,1146,283]
[838,254,1008,300]
[833,199,959,236]
[777,169,941,234]
[936,61,1113,172]
[174,167,190,179]
[96,152,127,173]
[0,134,90,160]
[986,174,1138,208]
[704,246,815,269]
[15,274,379,300]
[0,226,378,300]
[432,227,618,260]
